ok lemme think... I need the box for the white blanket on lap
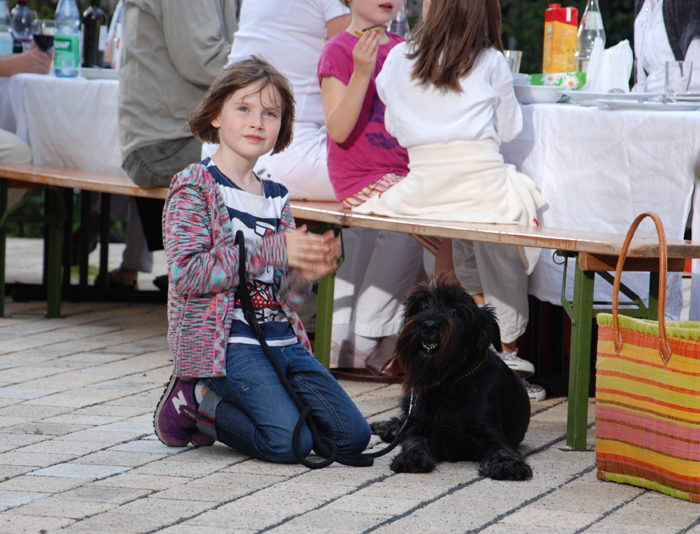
[352,139,547,273]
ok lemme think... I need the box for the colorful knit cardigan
[163,163,312,378]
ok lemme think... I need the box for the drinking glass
[32,19,55,52]
[665,60,693,95]
[504,50,522,74]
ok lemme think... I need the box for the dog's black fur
[371,279,533,480]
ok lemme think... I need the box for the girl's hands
[286,226,340,282]
[352,31,379,79]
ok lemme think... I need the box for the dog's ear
[474,304,502,354]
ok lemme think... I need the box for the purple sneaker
[154,376,198,447]
[190,432,215,447]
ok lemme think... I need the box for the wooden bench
[0,163,168,319]
[3,161,700,452]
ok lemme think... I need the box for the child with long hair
[154,57,371,460]
[354,0,548,400]
[317,0,435,368]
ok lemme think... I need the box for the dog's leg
[370,416,406,443]
[478,444,532,481]
[390,435,437,473]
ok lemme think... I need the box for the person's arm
[491,51,523,143]
[686,37,700,91]
[0,44,52,77]
[277,201,339,309]
[165,178,335,296]
[326,14,350,40]
[160,0,238,87]
[321,31,379,144]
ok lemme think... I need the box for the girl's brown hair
[188,57,295,154]
[409,0,504,92]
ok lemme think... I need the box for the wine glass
[665,61,693,96]
[32,19,56,52]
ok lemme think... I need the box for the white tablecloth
[502,103,700,318]
[1,74,698,316]
[0,73,123,175]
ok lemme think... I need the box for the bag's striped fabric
[341,173,442,256]
[595,313,700,502]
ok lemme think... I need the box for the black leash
[235,231,409,468]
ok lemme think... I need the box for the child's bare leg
[435,238,459,283]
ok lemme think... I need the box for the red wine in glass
[32,33,53,51]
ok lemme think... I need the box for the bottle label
[54,34,79,69]
[584,12,603,30]
[98,25,107,51]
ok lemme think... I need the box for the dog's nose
[422,320,437,334]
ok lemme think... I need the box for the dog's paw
[478,450,533,481]
[370,418,403,443]
[390,450,437,473]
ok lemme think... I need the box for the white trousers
[203,122,337,201]
[453,240,529,344]
[0,129,31,208]
[333,227,427,340]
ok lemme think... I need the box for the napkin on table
[581,39,634,92]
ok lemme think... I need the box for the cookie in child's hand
[353,24,388,37]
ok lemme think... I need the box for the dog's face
[396,279,502,393]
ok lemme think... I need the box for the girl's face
[348,0,400,29]
[211,81,282,165]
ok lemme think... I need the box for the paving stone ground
[1,238,699,534]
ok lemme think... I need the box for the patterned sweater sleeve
[165,183,289,296]
[276,200,313,309]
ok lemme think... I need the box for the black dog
[371,279,533,480]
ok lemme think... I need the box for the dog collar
[453,355,487,382]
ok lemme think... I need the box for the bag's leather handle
[612,212,672,365]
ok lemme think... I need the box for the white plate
[514,85,564,104]
[563,91,661,106]
[79,67,119,80]
[598,99,700,112]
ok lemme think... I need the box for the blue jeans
[197,343,371,463]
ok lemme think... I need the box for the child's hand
[286,226,340,281]
[352,31,379,79]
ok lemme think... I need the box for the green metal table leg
[0,179,7,318]
[648,271,659,320]
[45,188,64,318]
[566,260,595,450]
[315,273,335,369]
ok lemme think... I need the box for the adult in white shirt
[633,0,700,92]
[222,0,349,201]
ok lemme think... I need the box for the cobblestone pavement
[1,240,699,533]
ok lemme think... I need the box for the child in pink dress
[317,0,436,367]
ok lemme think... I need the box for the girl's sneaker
[154,376,199,447]
[523,380,546,402]
[494,347,535,378]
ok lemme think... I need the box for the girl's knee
[257,425,313,464]
[340,416,372,454]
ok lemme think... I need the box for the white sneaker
[494,348,535,378]
[523,380,546,402]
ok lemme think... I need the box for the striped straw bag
[595,212,700,502]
